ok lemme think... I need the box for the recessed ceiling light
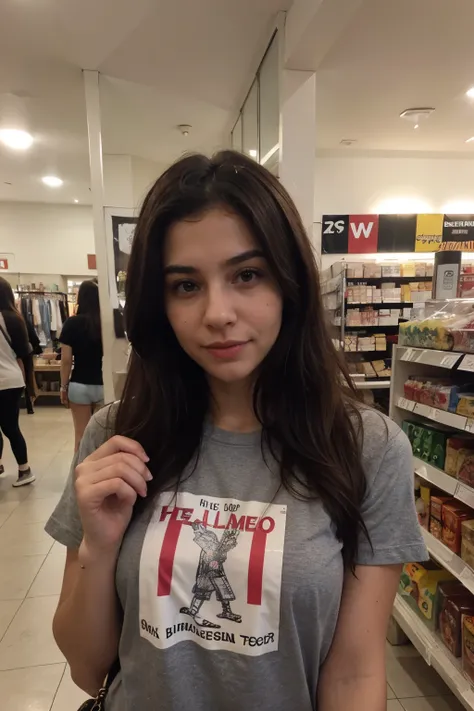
[0,129,33,150]
[466,137,474,143]
[249,149,257,158]
[74,199,79,203]
[466,88,474,99]
[414,124,419,130]
[41,175,63,188]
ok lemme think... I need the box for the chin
[205,362,257,384]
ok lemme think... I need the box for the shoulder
[356,406,410,485]
[79,402,119,458]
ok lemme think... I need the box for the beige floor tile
[6,495,60,525]
[388,702,404,711]
[0,555,45,600]
[51,666,89,711]
[387,683,396,699]
[0,595,64,670]
[0,663,65,711]
[400,696,465,710]
[0,520,54,557]
[28,544,66,598]
[387,652,453,699]
[0,599,22,639]
[26,476,69,500]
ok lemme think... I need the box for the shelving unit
[393,596,474,710]
[33,360,61,402]
[389,343,474,707]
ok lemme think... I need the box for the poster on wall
[415,214,443,252]
[104,208,138,310]
[322,213,474,254]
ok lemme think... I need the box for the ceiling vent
[400,107,435,124]
[340,139,357,146]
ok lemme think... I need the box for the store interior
[1,0,474,709]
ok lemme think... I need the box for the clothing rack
[14,290,68,347]
[14,290,67,297]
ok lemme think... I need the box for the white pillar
[279,68,318,255]
[83,70,115,403]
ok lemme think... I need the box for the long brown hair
[116,150,369,569]
[76,280,101,342]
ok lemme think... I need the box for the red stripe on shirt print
[156,504,276,602]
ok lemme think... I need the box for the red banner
[0,258,8,270]
[348,215,379,254]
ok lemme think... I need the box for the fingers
[88,435,149,464]
[76,462,149,498]
[87,478,138,508]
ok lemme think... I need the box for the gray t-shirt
[45,404,427,711]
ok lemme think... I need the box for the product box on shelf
[363,263,381,279]
[462,521,474,569]
[399,561,454,629]
[403,377,461,412]
[430,495,454,540]
[442,502,474,554]
[457,394,474,418]
[415,477,431,529]
[382,264,401,277]
[462,616,474,683]
[346,263,364,279]
[435,581,466,631]
[445,437,474,477]
[440,595,474,656]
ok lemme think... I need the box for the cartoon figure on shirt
[180,522,242,628]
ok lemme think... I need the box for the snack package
[457,450,474,487]
[399,562,454,629]
[440,596,474,656]
[463,616,474,683]
[457,394,474,418]
[442,502,474,554]
[462,539,474,569]
[445,437,474,477]
[419,483,431,530]
[430,517,443,540]
[435,580,466,631]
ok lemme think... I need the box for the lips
[205,340,249,360]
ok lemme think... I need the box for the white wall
[0,202,95,276]
[314,154,474,218]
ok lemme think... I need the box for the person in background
[0,276,35,487]
[60,280,103,452]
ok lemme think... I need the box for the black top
[1,310,31,359]
[60,315,103,386]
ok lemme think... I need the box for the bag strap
[0,321,11,346]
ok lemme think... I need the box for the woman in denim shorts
[60,281,103,451]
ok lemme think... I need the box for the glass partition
[231,114,243,152]
[259,33,279,164]
[242,80,259,161]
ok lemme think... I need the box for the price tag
[399,397,416,412]
[456,483,474,509]
[460,568,474,593]
[429,408,438,421]
[465,419,474,434]
[459,354,474,372]
[401,348,420,363]
[440,354,460,368]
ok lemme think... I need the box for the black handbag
[77,659,120,711]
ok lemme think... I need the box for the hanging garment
[32,298,41,327]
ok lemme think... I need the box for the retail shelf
[353,380,391,390]
[392,595,474,710]
[398,347,463,370]
[421,528,474,596]
[397,397,474,433]
[346,302,413,307]
[413,456,458,495]
[345,324,401,330]
[34,364,60,372]
[36,391,60,397]
[346,276,432,284]
[413,457,474,509]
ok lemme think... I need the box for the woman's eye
[238,269,260,284]
[175,281,197,294]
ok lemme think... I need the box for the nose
[203,283,237,329]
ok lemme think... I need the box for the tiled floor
[0,407,468,710]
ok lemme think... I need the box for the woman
[60,280,103,451]
[0,277,34,487]
[46,152,426,710]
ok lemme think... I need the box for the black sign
[442,214,474,242]
[321,215,348,253]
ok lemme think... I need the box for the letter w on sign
[348,215,379,253]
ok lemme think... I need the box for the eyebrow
[164,249,264,275]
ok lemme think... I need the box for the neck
[209,377,260,433]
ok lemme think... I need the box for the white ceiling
[315,0,474,154]
[0,0,287,203]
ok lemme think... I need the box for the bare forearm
[318,670,386,711]
[60,358,72,388]
[53,545,121,695]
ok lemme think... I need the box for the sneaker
[12,468,35,487]
[0,465,4,475]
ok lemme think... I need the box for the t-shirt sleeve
[3,311,30,359]
[44,404,115,549]
[356,423,428,566]
[59,316,78,348]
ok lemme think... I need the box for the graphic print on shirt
[139,492,287,657]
